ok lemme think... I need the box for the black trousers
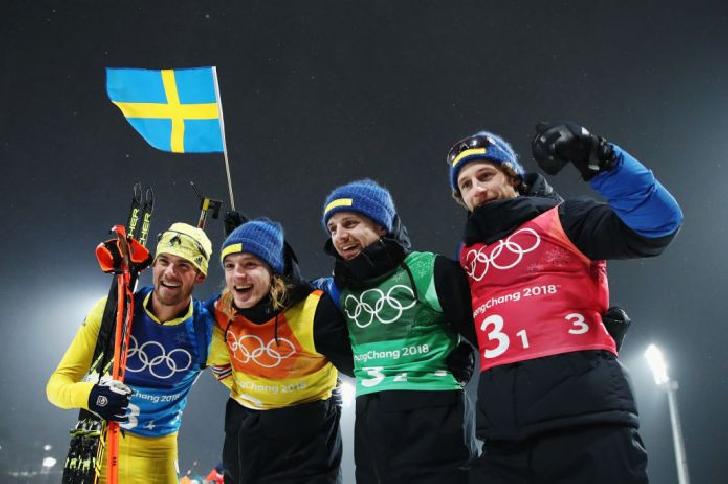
[470,424,649,484]
[223,397,343,484]
[355,389,475,484]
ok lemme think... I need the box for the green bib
[340,251,460,396]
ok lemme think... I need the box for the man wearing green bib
[318,179,477,484]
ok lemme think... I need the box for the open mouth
[233,285,253,297]
[160,281,181,289]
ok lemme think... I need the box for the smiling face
[456,160,520,211]
[223,252,273,308]
[326,212,387,261]
[151,253,205,318]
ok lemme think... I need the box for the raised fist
[532,122,616,180]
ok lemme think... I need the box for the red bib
[460,207,616,372]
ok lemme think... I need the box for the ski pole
[105,224,136,484]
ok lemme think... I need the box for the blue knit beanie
[220,218,284,274]
[322,179,395,233]
[447,131,524,192]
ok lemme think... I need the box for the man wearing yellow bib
[208,218,353,484]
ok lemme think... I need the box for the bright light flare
[41,456,57,468]
[645,343,669,385]
[341,379,356,407]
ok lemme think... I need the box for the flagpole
[211,66,236,211]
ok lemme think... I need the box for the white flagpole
[211,66,236,211]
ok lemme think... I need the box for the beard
[153,282,191,308]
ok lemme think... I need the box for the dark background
[2,1,726,482]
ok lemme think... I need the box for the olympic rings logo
[464,228,541,281]
[125,335,192,379]
[226,333,297,368]
[344,285,417,328]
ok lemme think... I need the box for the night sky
[2,1,727,482]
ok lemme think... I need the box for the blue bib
[120,287,212,436]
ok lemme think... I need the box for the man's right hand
[88,378,132,422]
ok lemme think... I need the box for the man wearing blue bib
[47,223,215,484]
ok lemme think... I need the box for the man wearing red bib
[447,123,682,483]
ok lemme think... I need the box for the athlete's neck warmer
[465,197,557,245]
[234,280,314,324]
[332,238,408,288]
[234,294,276,324]
[520,173,563,201]
[463,173,563,245]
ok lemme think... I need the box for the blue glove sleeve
[312,277,341,309]
[589,145,683,238]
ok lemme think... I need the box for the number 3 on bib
[361,366,385,387]
[480,313,590,359]
[480,314,511,358]
[565,313,589,334]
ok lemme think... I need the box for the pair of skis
[102,183,154,484]
[62,183,154,484]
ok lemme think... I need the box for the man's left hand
[532,122,616,180]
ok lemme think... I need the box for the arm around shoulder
[434,256,478,347]
[313,291,355,377]
[206,298,235,390]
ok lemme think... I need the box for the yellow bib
[215,291,338,409]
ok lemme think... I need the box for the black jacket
[465,174,676,441]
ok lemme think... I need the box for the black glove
[224,211,248,237]
[602,306,632,352]
[88,378,132,422]
[446,340,477,386]
[532,122,616,180]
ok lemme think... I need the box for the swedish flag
[106,67,224,153]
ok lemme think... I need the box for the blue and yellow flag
[106,67,224,153]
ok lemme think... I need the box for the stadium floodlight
[644,343,669,385]
[644,344,690,484]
